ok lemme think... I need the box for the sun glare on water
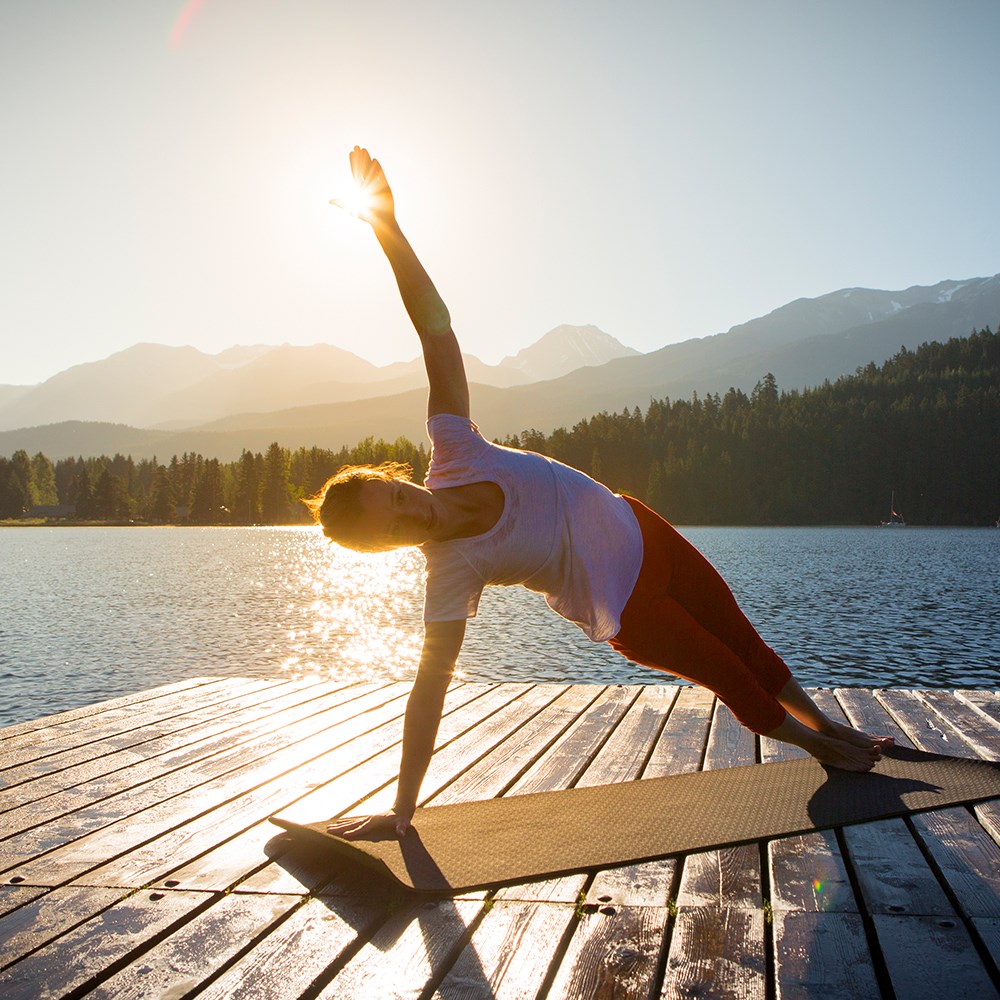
[271,530,424,681]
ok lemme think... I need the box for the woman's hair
[302,461,413,552]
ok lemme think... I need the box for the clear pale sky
[2,0,998,386]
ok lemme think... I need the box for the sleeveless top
[420,413,643,641]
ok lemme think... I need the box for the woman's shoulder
[426,412,484,441]
[425,413,495,482]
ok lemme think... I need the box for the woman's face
[354,479,438,548]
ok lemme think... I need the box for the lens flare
[169,0,207,48]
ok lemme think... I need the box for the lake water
[2,526,998,727]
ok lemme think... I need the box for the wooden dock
[1,677,999,999]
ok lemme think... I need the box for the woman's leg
[611,590,788,735]
[616,498,892,768]
[773,676,893,751]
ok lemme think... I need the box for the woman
[314,147,892,841]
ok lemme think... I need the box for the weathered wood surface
[1,678,998,999]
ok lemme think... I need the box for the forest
[2,326,998,526]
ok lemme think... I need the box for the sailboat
[879,490,906,527]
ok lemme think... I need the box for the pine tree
[260,443,292,524]
[149,466,176,523]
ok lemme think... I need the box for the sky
[2,0,999,387]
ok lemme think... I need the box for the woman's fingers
[326,812,406,841]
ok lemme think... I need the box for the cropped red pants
[608,497,791,735]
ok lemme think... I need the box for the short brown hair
[302,462,413,551]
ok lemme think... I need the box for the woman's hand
[326,807,412,841]
[330,146,396,229]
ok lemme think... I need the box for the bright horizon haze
[2,0,999,387]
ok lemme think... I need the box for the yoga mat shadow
[270,746,1000,895]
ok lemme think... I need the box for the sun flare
[336,181,374,219]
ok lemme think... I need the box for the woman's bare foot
[819,718,894,752]
[807,732,883,772]
[766,712,884,772]
[774,677,894,757]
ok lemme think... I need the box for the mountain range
[2,274,998,462]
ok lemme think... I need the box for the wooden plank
[769,829,856,914]
[227,686,590,998]
[876,689,977,756]
[0,885,127,969]
[644,685,715,776]
[0,889,211,1000]
[583,685,715,911]
[546,904,672,1000]
[0,682,443,884]
[544,691,716,998]
[67,683,512,889]
[975,916,1000,973]
[573,685,678,788]
[380,688,667,996]
[766,689,858,913]
[313,897,487,1000]
[0,678,365,816]
[504,685,642,795]
[0,676,328,795]
[872,913,1000,1000]
[665,702,765,1000]
[79,892,302,1000]
[0,884,46,919]
[304,688,644,998]
[0,682,995,1000]
[0,680,419,880]
[323,683,571,821]
[428,901,577,1000]
[842,817,955,916]
[0,676,230,740]
[840,689,1000,998]
[910,806,1000,918]
[164,685,609,897]
[527,689,683,998]
[958,690,1000,728]
[833,688,912,748]
[765,692,875,999]
[771,911,881,1000]
[172,893,385,1000]
[915,689,1000,761]
[0,677,282,765]
[661,906,766,1000]
[675,702,760,910]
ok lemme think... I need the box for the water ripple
[1,525,997,726]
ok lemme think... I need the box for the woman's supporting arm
[393,618,466,821]
[326,618,466,840]
[335,146,470,419]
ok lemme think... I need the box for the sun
[335,180,374,220]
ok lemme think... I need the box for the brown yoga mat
[270,746,1000,895]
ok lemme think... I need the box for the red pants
[609,497,791,735]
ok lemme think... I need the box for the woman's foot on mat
[819,718,894,752]
[807,732,883,772]
[767,713,884,772]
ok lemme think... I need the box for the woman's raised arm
[333,146,470,419]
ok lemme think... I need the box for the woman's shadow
[807,744,1000,830]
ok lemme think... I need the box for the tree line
[0,438,428,525]
[2,326,998,526]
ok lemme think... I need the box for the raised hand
[326,808,411,841]
[330,145,396,229]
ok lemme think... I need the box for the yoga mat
[270,746,1000,895]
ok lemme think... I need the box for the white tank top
[420,414,643,641]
